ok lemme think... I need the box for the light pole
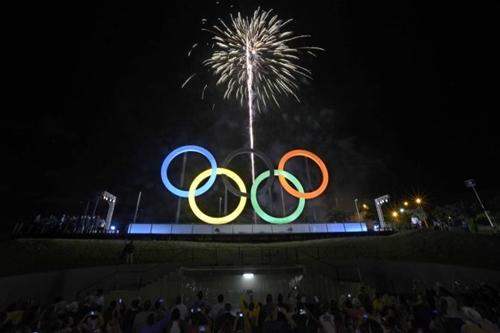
[354,198,361,220]
[374,194,390,230]
[102,191,117,231]
[92,194,100,217]
[465,179,495,228]
[218,197,223,216]
[414,197,428,227]
[175,153,188,224]
[83,200,90,216]
[133,191,142,224]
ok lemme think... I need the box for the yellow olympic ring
[188,168,247,225]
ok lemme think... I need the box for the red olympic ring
[277,149,329,199]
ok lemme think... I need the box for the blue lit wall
[128,222,368,235]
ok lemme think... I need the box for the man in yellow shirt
[240,290,260,333]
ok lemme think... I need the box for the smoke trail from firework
[245,38,256,180]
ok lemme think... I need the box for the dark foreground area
[2,278,499,333]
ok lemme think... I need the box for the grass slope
[0,230,499,277]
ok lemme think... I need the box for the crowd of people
[12,214,113,235]
[1,279,499,333]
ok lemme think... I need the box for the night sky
[5,1,500,225]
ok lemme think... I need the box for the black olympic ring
[220,148,275,197]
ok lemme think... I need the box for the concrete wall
[0,264,177,306]
[356,259,500,293]
[1,260,499,307]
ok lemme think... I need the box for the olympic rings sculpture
[160,145,329,225]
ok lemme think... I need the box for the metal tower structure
[374,194,390,230]
[101,191,116,231]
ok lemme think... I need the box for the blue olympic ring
[160,145,218,198]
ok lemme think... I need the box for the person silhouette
[122,240,135,264]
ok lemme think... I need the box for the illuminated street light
[99,191,117,231]
[392,211,399,218]
[362,203,369,210]
[374,194,390,230]
[399,208,405,213]
[242,273,255,279]
[403,201,409,206]
[415,198,422,205]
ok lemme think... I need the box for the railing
[72,244,379,295]
[174,244,381,267]
[71,243,385,301]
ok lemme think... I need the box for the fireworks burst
[184,7,322,186]
[203,7,323,111]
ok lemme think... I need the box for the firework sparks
[187,43,198,57]
[201,8,322,184]
[181,73,197,89]
[181,7,322,223]
[203,8,323,111]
